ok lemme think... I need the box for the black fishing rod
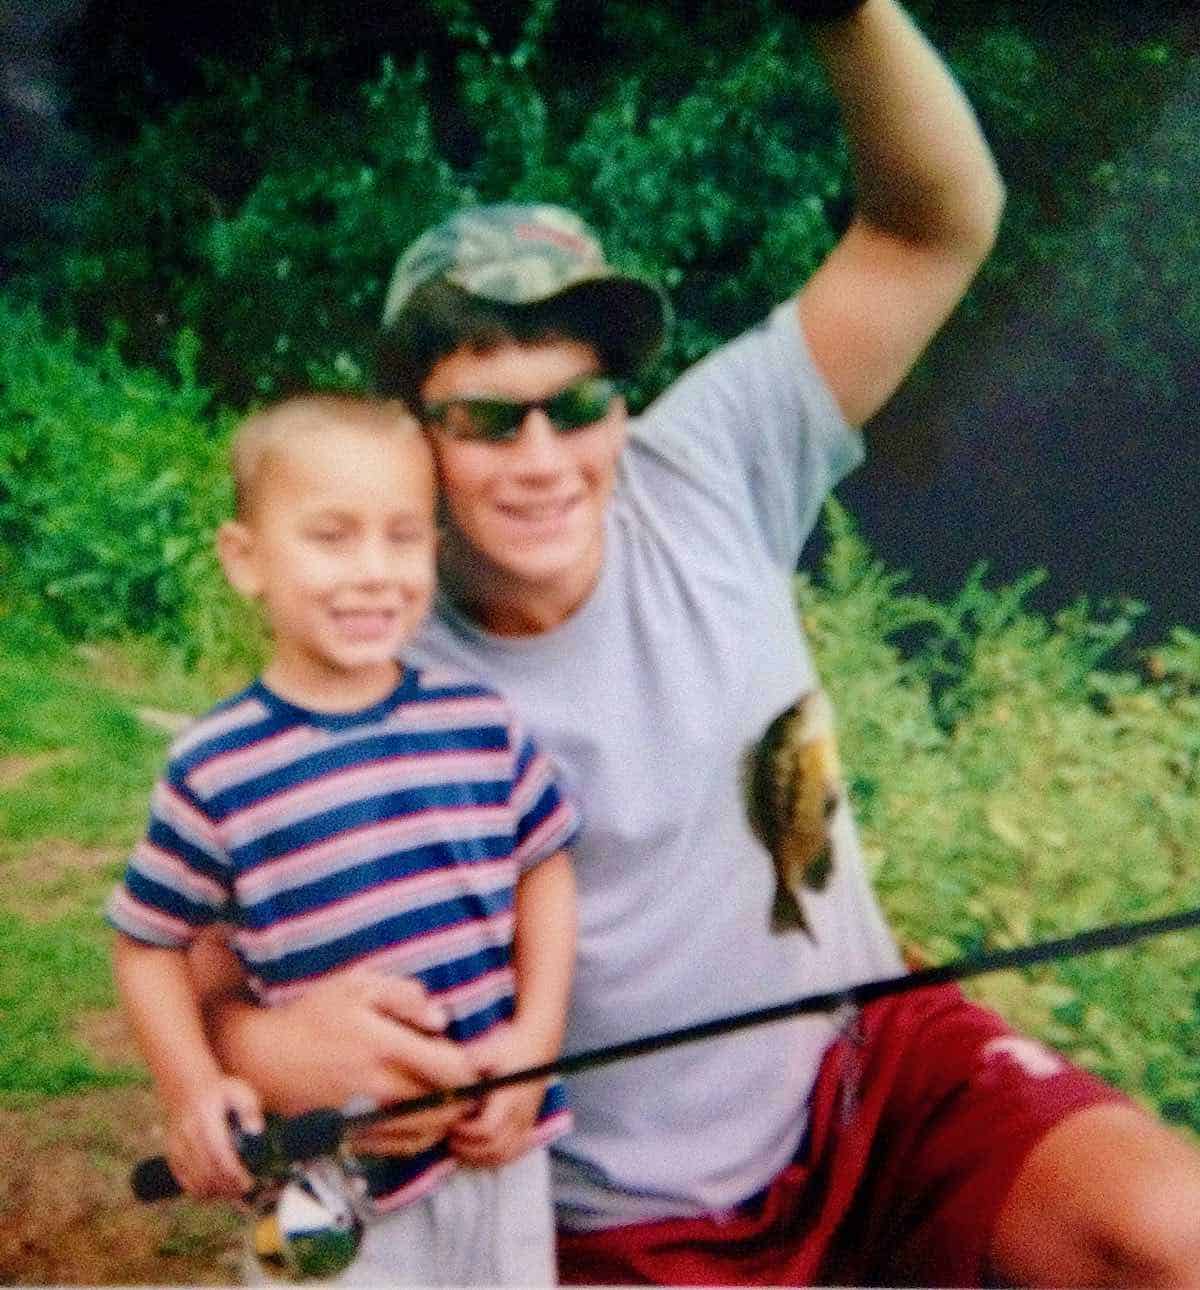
[132,903,1200,1202]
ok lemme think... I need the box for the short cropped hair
[230,393,421,520]
[374,279,642,413]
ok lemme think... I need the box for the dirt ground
[0,742,244,1285]
[0,1014,243,1286]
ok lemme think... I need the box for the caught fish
[744,689,844,937]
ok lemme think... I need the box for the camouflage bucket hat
[381,203,671,370]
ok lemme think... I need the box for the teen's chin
[490,532,600,593]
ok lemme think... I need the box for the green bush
[0,299,245,660]
[803,503,1200,1128]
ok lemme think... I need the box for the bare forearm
[187,933,310,1112]
[511,850,577,1059]
[814,0,1004,256]
[795,0,1005,423]
[205,966,479,1117]
[114,935,223,1108]
[205,996,301,1113]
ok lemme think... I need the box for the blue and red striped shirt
[109,662,578,1208]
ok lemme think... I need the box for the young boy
[108,394,578,1285]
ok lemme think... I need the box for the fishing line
[132,902,1200,1201]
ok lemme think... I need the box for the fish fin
[804,844,834,892]
[769,882,809,936]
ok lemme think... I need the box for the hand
[164,1076,264,1200]
[273,969,470,1106]
[449,1025,547,1167]
[348,1097,480,1159]
[211,968,479,1120]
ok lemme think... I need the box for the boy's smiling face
[219,417,437,710]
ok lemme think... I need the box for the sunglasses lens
[437,401,522,442]
[547,378,619,430]
[427,378,620,442]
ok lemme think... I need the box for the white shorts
[244,1147,556,1287]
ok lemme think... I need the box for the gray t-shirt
[410,301,902,1230]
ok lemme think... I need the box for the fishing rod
[132,902,1200,1202]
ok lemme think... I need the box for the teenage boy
[205,1,1200,1284]
[109,395,578,1285]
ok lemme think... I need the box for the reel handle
[130,1109,347,1203]
[130,1153,185,1202]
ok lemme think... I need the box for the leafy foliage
[802,506,1200,1129]
[0,298,265,675]
[11,1,1191,411]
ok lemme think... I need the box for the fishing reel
[131,1109,371,1282]
[251,1158,367,1282]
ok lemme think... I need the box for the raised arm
[797,0,1006,426]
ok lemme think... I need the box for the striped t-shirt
[108,662,579,1209]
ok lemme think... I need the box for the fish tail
[770,882,810,936]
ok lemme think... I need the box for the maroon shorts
[557,984,1128,1287]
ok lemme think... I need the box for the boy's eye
[307,528,346,543]
[389,525,428,544]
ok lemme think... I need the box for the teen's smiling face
[218,422,437,710]
[420,339,627,635]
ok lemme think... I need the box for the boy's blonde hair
[230,394,423,520]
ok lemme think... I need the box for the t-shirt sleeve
[508,720,581,871]
[631,300,865,568]
[106,761,234,948]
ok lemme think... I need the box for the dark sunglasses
[422,375,622,443]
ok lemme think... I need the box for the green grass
[0,911,138,1095]
[0,647,183,1096]
[0,653,170,847]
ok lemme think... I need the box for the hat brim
[444,269,671,375]
[551,275,671,374]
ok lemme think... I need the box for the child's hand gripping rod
[131,904,1200,1202]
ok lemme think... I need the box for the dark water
[818,50,1200,655]
[806,329,1200,654]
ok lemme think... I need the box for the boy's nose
[355,536,393,583]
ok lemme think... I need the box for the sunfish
[744,689,844,937]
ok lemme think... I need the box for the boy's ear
[216,520,262,598]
